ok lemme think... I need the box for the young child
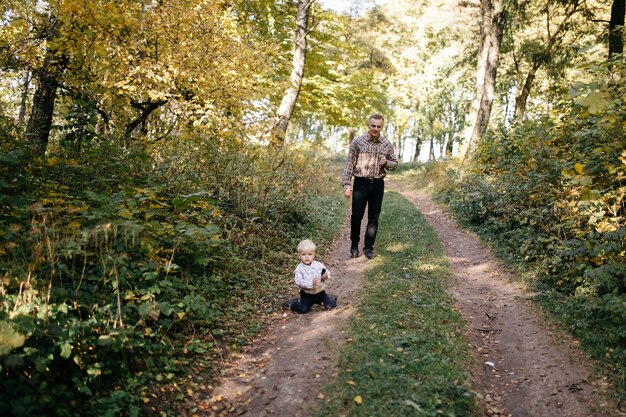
[282,239,337,314]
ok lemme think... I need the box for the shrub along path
[189,182,620,417]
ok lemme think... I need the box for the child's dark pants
[290,290,336,314]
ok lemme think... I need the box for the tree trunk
[18,71,31,125]
[609,0,625,59]
[25,16,65,156]
[514,63,539,117]
[439,133,447,160]
[348,128,357,144]
[412,128,423,162]
[125,100,167,139]
[26,66,59,156]
[476,0,491,99]
[429,136,435,161]
[463,0,492,151]
[514,2,581,117]
[464,0,506,158]
[445,134,454,157]
[271,0,314,145]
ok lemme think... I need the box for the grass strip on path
[316,191,478,417]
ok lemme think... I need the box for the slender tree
[18,72,31,125]
[609,0,625,58]
[25,16,66,156]
[514,0,583,117]
[412,127,424,162]
[465,0,506,158]
[272,0,315,145]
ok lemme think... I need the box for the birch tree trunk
[428,136,435,161]
[271,0,314,145]
[18,71,31,125]
[464,0,506,158]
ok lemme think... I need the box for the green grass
[315,191,477,417]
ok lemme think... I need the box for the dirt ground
[192,182,622,417]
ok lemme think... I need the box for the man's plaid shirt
[341,133,398,189]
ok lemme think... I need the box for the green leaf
[118,208,133,219]
[138,303,160,320]
[156,302,173,316]
[567,82,586,98]
[98,335,113,346]
[0,321,26,356]
[60,343,72,359]
[575,91,609,115]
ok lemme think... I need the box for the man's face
[368,118,384,140]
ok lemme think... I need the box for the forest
[0,0,624,415]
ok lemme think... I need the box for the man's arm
[341,141,359,196]
[385,142,399,171]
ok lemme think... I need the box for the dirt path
[390,183,620,417]
[194,217,370,417]
[193,184,621,417]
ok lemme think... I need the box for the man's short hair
[369,114,384,122]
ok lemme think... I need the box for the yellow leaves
[353,395,363,405]
[67,221,82,230]
[574,163,584,175]
[574,91,610,115]
[563,163,592,189]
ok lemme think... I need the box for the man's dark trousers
[351,177,384,251]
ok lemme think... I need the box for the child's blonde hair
[297,239,316,253]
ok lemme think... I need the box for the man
[341,114,398,259]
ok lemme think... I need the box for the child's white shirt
[294,260,330,294]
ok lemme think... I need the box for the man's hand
[379,155,388,166]
[343,187,351,198]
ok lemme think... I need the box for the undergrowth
[0,129,346,416]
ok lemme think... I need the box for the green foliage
[316,192,476,417]
[0,116,29,217]
[416,60,626,400]
[0,133,344,416]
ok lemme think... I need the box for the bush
[0,132,344,416]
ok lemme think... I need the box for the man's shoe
[350,246,359,258]
[364,249,376,259]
